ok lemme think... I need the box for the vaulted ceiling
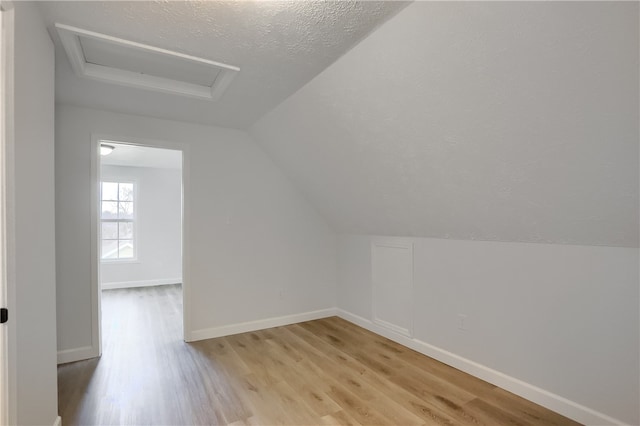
[250,2,639,247]
[40,1,638,247]
[38,1,408,129]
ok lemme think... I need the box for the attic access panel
[56,23,240,101]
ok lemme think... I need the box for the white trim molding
[53,415,61,426]
[55,23,239,101]
[90,135,102,360]
[189,308,337,342]
[57,345,98,365]
[336,308,627,426]
[101,277,182,291]
[0,3,14,424]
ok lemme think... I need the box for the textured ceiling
[251,1,639,247]
[38,0,409,129]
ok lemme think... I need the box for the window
[101,181,136,260]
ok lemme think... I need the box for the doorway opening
[96,140,186,353]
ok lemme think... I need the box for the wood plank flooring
[58,285,581,425]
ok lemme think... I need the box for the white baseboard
[336,309,625,426]
[101,277,182,290]
[57,345,98,365]
[53,416,62,426]
[188,308,337,342]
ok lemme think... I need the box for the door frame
[0,1,15,424]
[90,133,191,356]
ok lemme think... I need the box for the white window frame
[100,180,137,262]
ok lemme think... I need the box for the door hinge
[0,308,7,324]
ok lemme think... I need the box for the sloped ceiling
[38,1,409,129]
[251,2,639,247]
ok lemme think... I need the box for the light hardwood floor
[58,285,581,425]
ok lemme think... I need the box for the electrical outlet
[457,314,467,331]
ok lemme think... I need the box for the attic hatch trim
[55,23,240,101]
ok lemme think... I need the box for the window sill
[101,259,141,265]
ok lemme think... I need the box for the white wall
[337,235,639,425]
[9,2,58,424]
[50,3,638,426]
[55,104,336,355]
[248,3,639,422]
[100,165,182,288]
[251,2,639,248]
